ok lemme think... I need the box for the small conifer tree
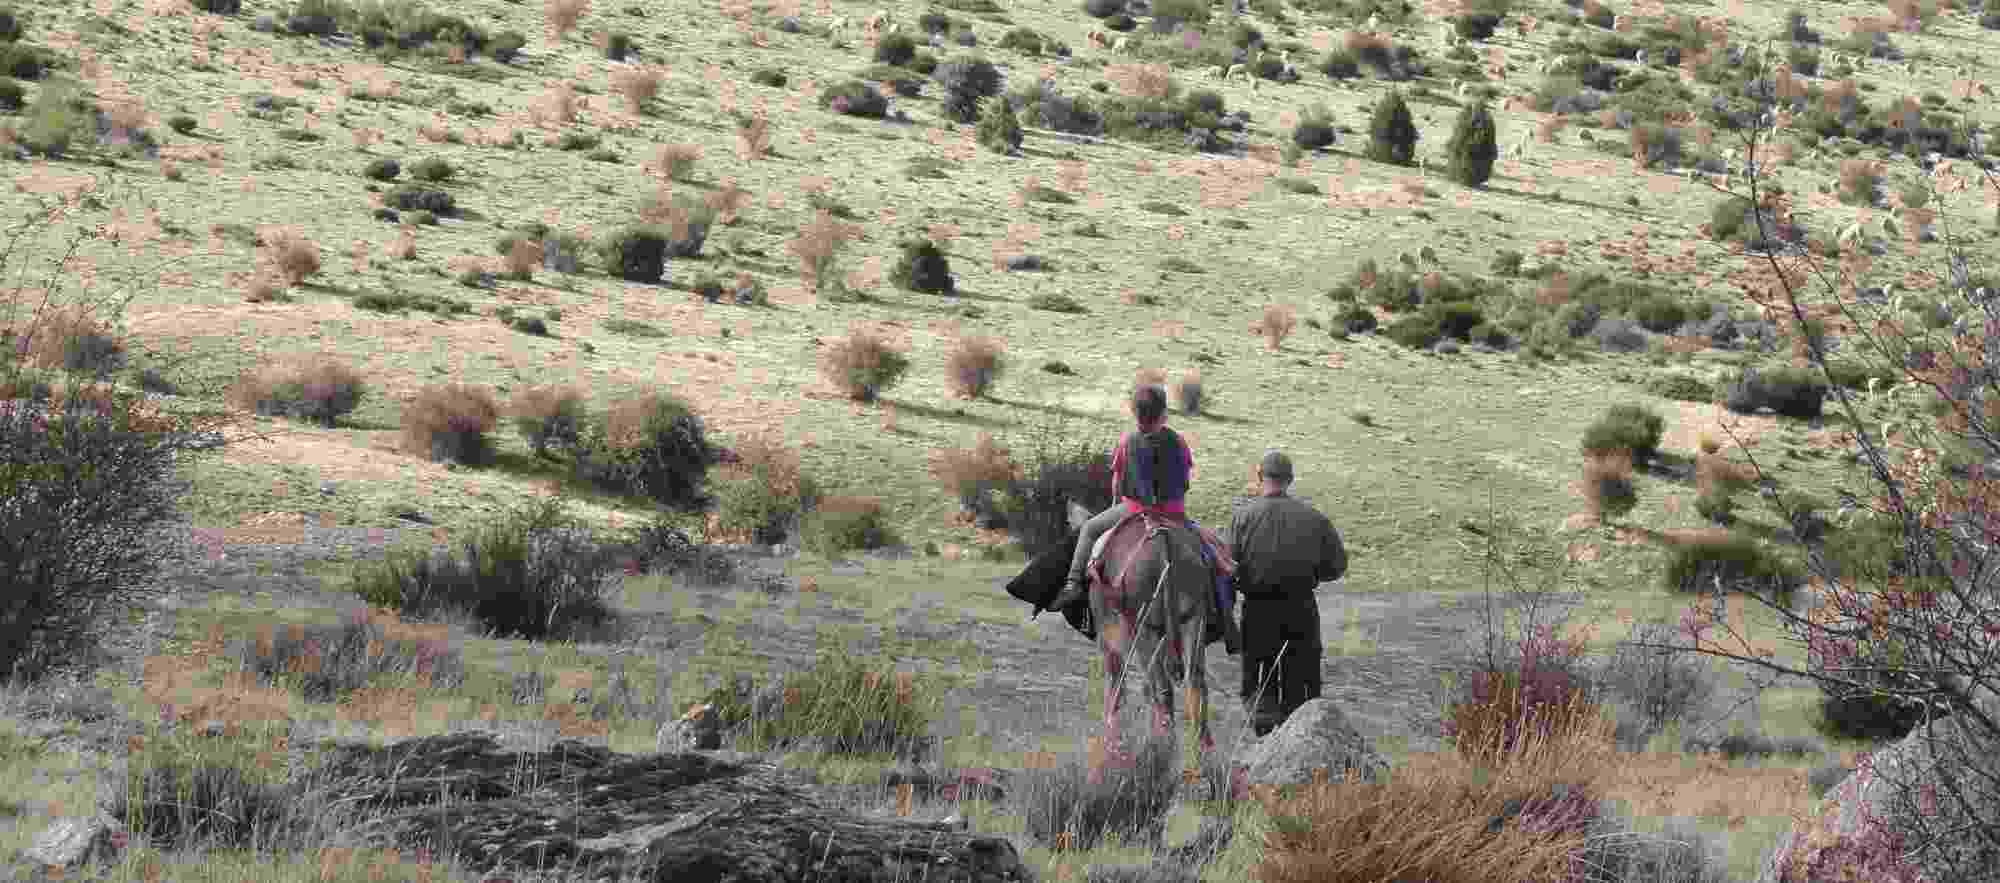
[1445,100,1500,187]
[976,95,1023,155]
[1366,88,1420,166]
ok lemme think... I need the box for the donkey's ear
[1067,502,1091,532]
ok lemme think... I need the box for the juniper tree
[1366,88,1420,166]
[1444,99,1500,187]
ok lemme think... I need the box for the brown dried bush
[238,270,287,303]
[545,0,590,38]
[533,84,580,126]
[400,383,502,465]
[225,353,369,427]
[1254,304,1297,349]
[930,432,1021,504]
[386,228,419,261]
[944,335,1006,399]
[3,304,124,375]
[819,326,911,402]
[736,113,772,161]
[1535,116,1567,143]
[652,143,702,181]
[1836,157,1883,205]
[610,66,663,112]
[1580,448,1637,521]
[787,209,866,293]
[1176,367,1205,415]
[1694,447,1757,499]
[1104,63,1176,100]
[259,226,322,287]
[503,238,543,279]
[509,384,588,458]
[1535,272,1573,306]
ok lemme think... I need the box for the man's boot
[1049,577,1089,612]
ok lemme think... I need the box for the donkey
[1066,502,1216,782]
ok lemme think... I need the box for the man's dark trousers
[1239,592,1322,737]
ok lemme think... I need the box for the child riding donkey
[1046,384,1241,654]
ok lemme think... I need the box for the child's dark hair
[1133,384,1168,424]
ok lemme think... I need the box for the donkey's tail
[1150,528,1177,637]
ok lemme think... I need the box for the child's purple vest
[1120,427,1189,508]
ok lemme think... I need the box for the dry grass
[943,335,1006,399]
[1254,688,1622,883]
[610,66,664,112]
[786,209,866,293]
[3,303,120,372]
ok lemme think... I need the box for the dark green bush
[1366,88,1420,166]
[935,55,1004,124]
[570,391,717,509]
[803,496,894,556]
[1644,371,1712,403]
[1581,403,1665,465]
[822,78,891,117]
[1318,50,1361,79]
[384,183,454,215]
[1383,315,1442,349]
[1724,365,1828,419]
[410,156,454,182]
[1443,99,1498,187]
[1659,531,1802,606]
[604,30,635,60]
[597,226,670,284]
[875,31,918,65]
[1454,12,1501,40]
[490,30,526,62]
[1632,294,1687,333]
[890,237,954,294]
[976,94,1023,153]
[347,496,621,643]
[1335,303,1378,334]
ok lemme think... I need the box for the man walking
[1229,450,1348,738]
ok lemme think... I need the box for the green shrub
[1659,531,1802,605]
[384,183,454,215]
[509,384,586,459]
[874,31,918,65]
[0,6,22,41]
[1366,88,1420,166]
[569,391,717,509]
[819,329,912,402]
[603,30,635,60]
[1631,294,1687,333]
[0,41,54,79]
[1645,371,1712,402]
[889,237,954,294]
[1822,359,1898,392]
[697,650,945,756]
[822,78,891,117]
[346,495,620,643]
[1708,195,1753,241]
[1383,315,1442,349]
[1318,49,1361,79]
[490,30,526,62]
[1489,249,1524,277]
[166,114,198,134]
[1335,303,1378,334]
[410,156,455,182]
[597,226,670,283]
[1027,291,1085,313]
[1150,0,1211,27]
[1443,99,1499,187]
[803,495,893,556]
[976,94,1023,154]
[1724,365,1828,419]
[228,607,468,702]
[1581,403,1665,465]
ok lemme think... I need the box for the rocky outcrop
[1754,686,2000,883]
[17,731,1029,883]
[310,732,1030,882]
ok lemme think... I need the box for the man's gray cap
[1259,450,1293,480]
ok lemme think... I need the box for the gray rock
[15,813,137,881]
[1230,698,1391,797]
[656,703,723,751]
[1753,686,2000,883]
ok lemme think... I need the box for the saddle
[1086,511,1236,643]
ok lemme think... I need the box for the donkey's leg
[1149,628,1178,740]
[1091,604,1140,784]
[1184,608,1216,754]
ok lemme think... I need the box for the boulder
[298,732,1028,882]
[13,813,138,882]
[1754,686,2000,883]
[1229,698,1392,800]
